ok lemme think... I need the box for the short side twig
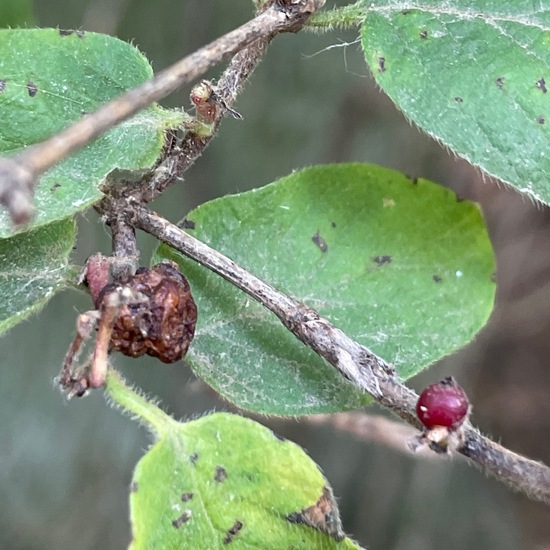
[108,215,139,280]
[130,203,550,505]
[138,33,272,203]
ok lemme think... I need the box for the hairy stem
[307,3,367,30]
[105,367,178,438]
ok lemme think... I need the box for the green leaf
[155,163,495,415]
[0,0,36,27]
[361,2,550,204]
[0,29,182,237]
[105,372,362,549]
[0,219,76,335]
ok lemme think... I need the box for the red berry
[416,377,469,430]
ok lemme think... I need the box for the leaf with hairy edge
[0,219,76,335]
[0,29,182,237]
[130,415,363,549]
[362,2,550,204]
[155,163,495,415]
[106,364,364,550]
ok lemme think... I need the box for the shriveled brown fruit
[97,262,197,363]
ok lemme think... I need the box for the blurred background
[1,1,549,548]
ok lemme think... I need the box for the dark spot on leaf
[537,78,547,93]
[27,82,37,97]
[172,510,191,529]
[215,466,228,483]
[405,174,418,184]
[454,96,463,103]
[59,29,84,38]
[0,79,5,93]
[181,218,196,230]
[496,77,504,89]
[378,57,386,72]
[50,182,61,192]
[419,30,428,39]
[223,520,244,544]
[433,275,442,283]
[287,512,303,523]
[331,221,336,228]
[312,231,328,253]
[130,481,138,493]
[286,486,344,542]
[491,272,497,283]
[536,115,545,124]
[272,430,286,442]
[372,255,392,266]
[455,193,465,202]
[181,492,193,502]
[400,9,412,15]
[189,452,199,465]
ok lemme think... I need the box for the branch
[137,16,273,203]
[0,0,324,225]
[302,412,438,459]
[103,4,287,266]
[129,203,550,505]
[102,4,288,258]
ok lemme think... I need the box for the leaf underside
[155,163,495,415]
[0,28,181,237]
[0,218,77,335]
[362,2,550,204]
